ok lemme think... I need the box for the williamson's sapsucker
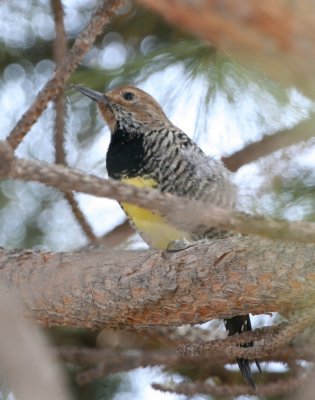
[75,84,261,388]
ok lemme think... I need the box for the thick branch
[1,238,315,329]
[1,143,315,243]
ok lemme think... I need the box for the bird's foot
[166,238,194,252]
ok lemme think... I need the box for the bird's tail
[224,315,261,389]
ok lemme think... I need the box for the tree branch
[55,324,311,385]
[58,340,313,385]
[58,347,187,385]
[51,0,98,243]
[6,0,124,150]
[0,237,315,329]
[152,372,308,398]
[1,142,315,244]
[222,116,315,172]
[99,219,134,247]
[137,0,315,97]
[177,325,284,358]
[226,310,315,360]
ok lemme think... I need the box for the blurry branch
[59,347,184,385]
[99,219,134,247]
[222,116,315,172]
[59,329,313,371]
[137,0,315,97]
[58,340,313,386]
[56,323,313,385]
[63,193,97,242]
[0,286,70,400]
[51,0,97,243]
[300,367,315,400]
[2,142,315,243]
[96,323,226,353]
[6,0,124,150]
[152,372,308,398]
[51,0,97,242]
[59,347,279,386]
[1,235,315,328]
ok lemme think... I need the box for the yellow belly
[121,177,187,249]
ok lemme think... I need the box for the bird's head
[74,84,169,134]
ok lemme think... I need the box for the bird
[74,83,260,388]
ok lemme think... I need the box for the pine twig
[99,220,134,247]
[51,0,99,243]
[7,0,124,150]
[226,308,315,359]
[222,116,315,172]
[152,371,309,397]
[51,0,68,166]
[177,324,284,358]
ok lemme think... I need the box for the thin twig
[152,371,309,397]
[60,347,252,385]
[61,348,182,385]
[51,0,98,243]
[178,310,315,361]
[177,324,284,358]
[51,0,68,165]
[57,342,315,384]
[226,308,315,359]
[65,192,97,242]
[7,0,124,150]
[222,116,315,172]
[99,220,134,247]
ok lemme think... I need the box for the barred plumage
[75,84,260,388]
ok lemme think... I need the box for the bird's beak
[73,84,109,104]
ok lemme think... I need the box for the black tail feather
[236,357,256,389]
[224,315,261,389]
[255,359,262,374]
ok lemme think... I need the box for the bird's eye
[123,92,135,101]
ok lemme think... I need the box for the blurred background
[0,0,315,399]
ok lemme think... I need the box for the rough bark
[1,237,315,329]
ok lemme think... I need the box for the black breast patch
[106,128,146,180]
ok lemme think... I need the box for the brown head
[74,84,170,134]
